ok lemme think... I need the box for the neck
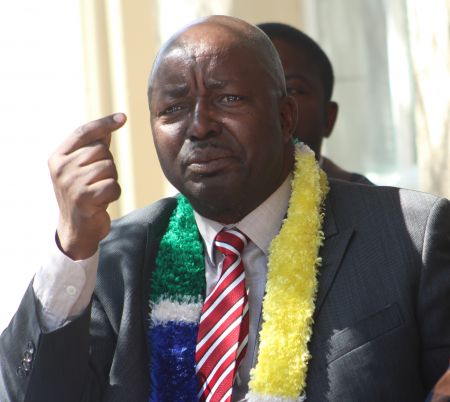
[189,171,292,224]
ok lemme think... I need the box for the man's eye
[287,87,305,96]
[160,105,182,116]
[220,95,242,103]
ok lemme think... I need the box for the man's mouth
[184,147,236,175]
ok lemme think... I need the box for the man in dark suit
[1,15,449,402]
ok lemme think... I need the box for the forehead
[155,44,250,79]
[151,34,268,90]
[272,38,315,71]
[148,20,286,104]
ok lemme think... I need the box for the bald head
[147,15,286,104]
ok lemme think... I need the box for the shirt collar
[194,174,292,262]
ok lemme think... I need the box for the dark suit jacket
[1,180,450,402]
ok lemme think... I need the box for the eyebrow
[285,73,311,81]
[161,83,189,98]
[205,78,229,90]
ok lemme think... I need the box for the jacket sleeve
[0,282,114,402]
[417,197,450,389]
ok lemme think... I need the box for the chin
[183,184,246,223]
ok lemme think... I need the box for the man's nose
[189,98,220,139]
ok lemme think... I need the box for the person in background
[258,22,373,185]
[1,15,449,402]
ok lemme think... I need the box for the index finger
[59,113,127,155]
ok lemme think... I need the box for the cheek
[152,131,184,189]
[154,119,185,138]
[293,96,309,117]
[295,100,322,126]
[153,121,185,153]
[231,119,279,158]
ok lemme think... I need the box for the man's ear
[324,101,338,138]
[280,95,298,143]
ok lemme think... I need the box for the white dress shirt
[32,174,291,400]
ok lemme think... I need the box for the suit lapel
[140,199,178,357]
[141,223,160,330]
[315,195,354,314]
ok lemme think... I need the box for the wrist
[55,228,99,261]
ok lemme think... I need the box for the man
[1,15,449,402]
[258,22,373,184]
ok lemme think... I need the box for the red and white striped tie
[196,228,249,402]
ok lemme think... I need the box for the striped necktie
[196,228,249,402]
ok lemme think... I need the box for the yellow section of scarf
[248,143,329,398]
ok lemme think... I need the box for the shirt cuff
[33,240,99,331]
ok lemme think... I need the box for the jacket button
[16,366,28,378]
[23,351,33,363]
[21,360,31,371]
[26,341,35,355]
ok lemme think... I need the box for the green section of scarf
[149,194,205,303]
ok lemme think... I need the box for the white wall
[0,1,86,331]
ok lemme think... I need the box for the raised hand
[48,113,127,260]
